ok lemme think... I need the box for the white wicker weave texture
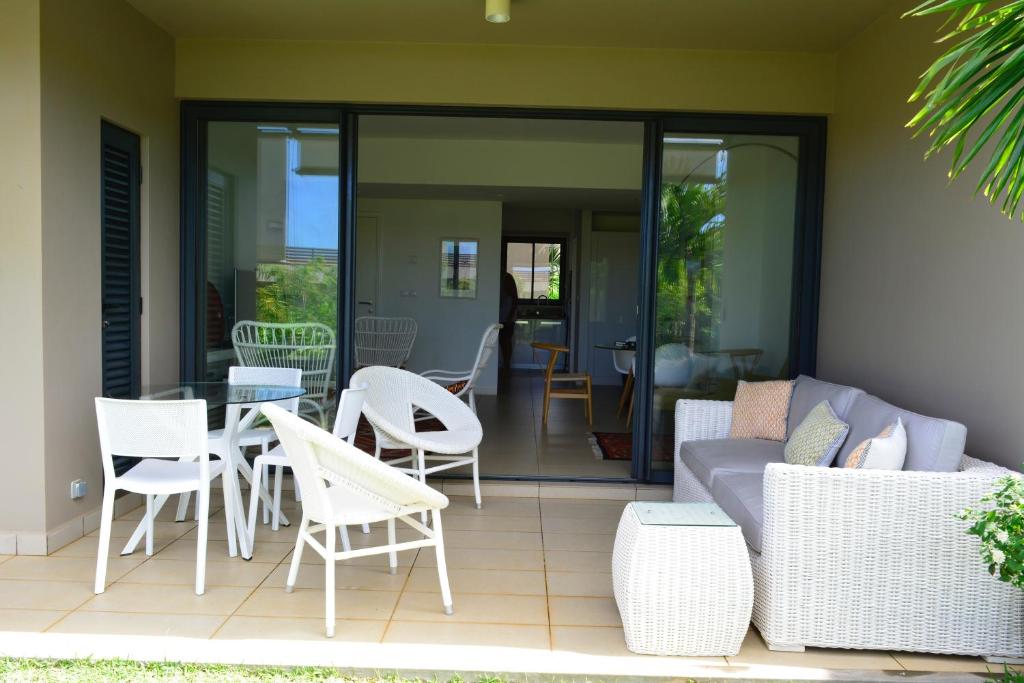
[612,503,753,656]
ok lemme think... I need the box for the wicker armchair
[673,398,1024,661]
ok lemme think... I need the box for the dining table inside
[118,381,306,561]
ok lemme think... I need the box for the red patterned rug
[353,415,445,459]
[591,432,674,462]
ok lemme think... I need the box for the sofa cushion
[679,438,785,490]
[786,375,864,440]
[710,472,765,553]
[835,394,966,472]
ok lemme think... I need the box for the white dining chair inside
[175,366,302,525]
[352,366,484,508]
[247,385,370,551]
[94,398,229,595]
[420,323,500,413]
[232,320,336,426]
[353,316,418,368]
[262,403,454,638]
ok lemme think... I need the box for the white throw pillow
[843,417,907,470]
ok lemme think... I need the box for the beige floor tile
[541,516,618,535]
[236,586,399,620]
[540,499,629,519]
[405,566,546,596]
[415,547,545,571]
[214,615,386,642]
[891,653,993,673]
[546,571,613,597]
[49,611,225,638]
[543,550,612,573]
[444,482,539,498]
[728,629,901,670]
[0,556,13,565]
[548,596,621,627]
[0,555,143,583]
[156,538,294,565]
[180,520,300,544]
[0,580,94,611]
[384,620,550,649]
[117,503,223,522]
[636,486,673,501]
[54,535,173,559]
[87,519,194,540]
[538,485,636,501]
[392,591,548,625]
[119,559,277,588]
[551,625,723,662]
[80,582,251,616]
[442,530,542,551]
[263,564,409,591]
[442,514,541,533]
[445,496,540,517]
[0,608,68,632]
[543,533,615,553]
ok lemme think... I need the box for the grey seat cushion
[678,438,784,490]
[711,472,765,553]
[836,394,967,472]
[787,375,864,440]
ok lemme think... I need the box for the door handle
[358,300,374,306]
[102,320,110,329]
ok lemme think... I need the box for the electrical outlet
[70,479,87,499]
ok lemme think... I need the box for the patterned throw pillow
[844,418,907,470]
[728,380,793,442]
[783,400,849,467]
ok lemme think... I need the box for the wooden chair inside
[531,342,592,426]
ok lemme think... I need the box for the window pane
[533,242,561,301]
[204,122,339,381]
[505,242,533,298]
[651,133,798,466]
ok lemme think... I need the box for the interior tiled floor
[475,371,633,478]
[0,492,997,679]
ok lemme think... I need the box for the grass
[0,659,512,683]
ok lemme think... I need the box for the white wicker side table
[612,501,753,656]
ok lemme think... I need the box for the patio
[0,487,998,680]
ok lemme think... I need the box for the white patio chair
[175,366,302,525]
[353,316,417,368]
[261,403,454,638]
[94,398,229,595]
[352,366,483,509]
[247,384,371,551]
[232,320,336,425]
[420,323,500,413]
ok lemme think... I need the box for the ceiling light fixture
[485,0,510,23]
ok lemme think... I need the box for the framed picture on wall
[440,238,479,299]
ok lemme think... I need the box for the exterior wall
[0,0,46,552]
[176,39,836,115]
[21,0,177,551]
[819,6,1022,470]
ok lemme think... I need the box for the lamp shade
[485,0,510,23]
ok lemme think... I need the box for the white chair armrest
[674,399,733,459]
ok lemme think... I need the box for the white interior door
[355,214,380,317]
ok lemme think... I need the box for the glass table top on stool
[139,382,306,406]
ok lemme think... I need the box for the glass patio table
[119,381,306,561]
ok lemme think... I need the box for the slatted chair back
[227,366,303,413]
[353,316,418,368]
[231,321,335,405]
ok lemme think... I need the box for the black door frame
[180,101,826,484]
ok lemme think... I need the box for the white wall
[358,198,503,394]
[820,5,1021,470]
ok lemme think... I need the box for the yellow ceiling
[127,0,900,53]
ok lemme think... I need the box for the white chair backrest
[333,385,367,444]
[351,366,481,442]
[354,316,418,368]
[467,323,501,389]
[612,335,637,375]
[228,365,302,413]
[262,403,449,523]
[231,321,336,403]
[95,398,209,482]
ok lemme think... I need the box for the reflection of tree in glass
[547,245,561,300]
[658,181,725,350]
[256,258,337,329]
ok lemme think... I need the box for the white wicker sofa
[673,375,1024,661]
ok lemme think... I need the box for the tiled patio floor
[0,493,998,680]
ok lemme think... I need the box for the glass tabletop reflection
[138,382,306,408]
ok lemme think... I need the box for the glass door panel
[203,121,340,381]
[650,133,799,469]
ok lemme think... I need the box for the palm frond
[906,0,1024,219]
